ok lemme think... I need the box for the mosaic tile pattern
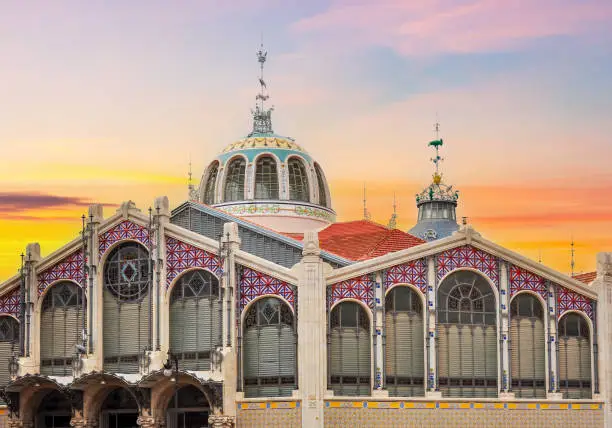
[236,402,300,428]
[98,220,150,258]
[165,237,222,288]
[558,285,594,320]
[384,258,428,293]
[37,250,85,295]
[0,287,20,317]
[329,274,375,308]
[437,245,499,287]
[509,265,548,301]
[240,267,295,312]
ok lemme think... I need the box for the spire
[188,155,197,201]
[248,40,274,136]
[571,237,575,276]
[363,182,371,221]
[429,120,444,181]
[387,192,398,229]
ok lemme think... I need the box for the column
[592,253,611,427]
[19,243,41,375]
[499,262,512,398]
[372,271,386,396]
[82,204,102,373]
[426,256,440,397]
[547,281,562,399]
[297,231,326,427]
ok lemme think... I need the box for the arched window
[170,270,221,371]
[315,164,327,207]
[254,156,279,199]
[287,158,309,202]
[510,293,545,398]
[328,301,371,396]
[103,242,151,373]
[559,312,592,399]
[101,387,139,428]
[36,390,72,428]
[0,316,19,390]
[40,281,84,376]
[385,287,424,397]
[224,158,246,202]
[437,270,497,397]
[243,297,296,397]
[203,162,219,205]
[167,385,210,427]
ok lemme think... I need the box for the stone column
[426,256,440,397]
[593,253,612,427]
[499,261,512,397]
[82,204,102,373]
[372,271,386,395]
[19,243,41,375]
[546,281,563,399]
[297,231,326,427]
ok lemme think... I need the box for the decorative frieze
[37,250,85,294]
[166,236,222,288]
[98,220,150,258]
[384,259,427,293]
[328,274,375,308]
[239,267,295,312]
[437,245,499,287]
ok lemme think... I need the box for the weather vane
[249,38,274,136]
[428,120,444,178]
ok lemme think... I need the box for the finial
[363,182,371,221]
[538,249,542,264]
[387,192,398,229]
[462,216,468,226]
[249,39,274,136]
[428,120,444,179]
[187,155,197,201]
[570,237,575,276]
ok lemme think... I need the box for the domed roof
[221,135,306,154]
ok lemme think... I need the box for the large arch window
[0,316,18,390]
[243,297,296,397]
[170,270,221,371]
[328,301,371,396]
[103,242,151,373]
[385,287,424,397]
[224,158,246,202]
[203,162,219,205]
[559,312,592,399]
[287,158,310,202]
[314,164,327,207]
[166,385,210,428]
[437,270,497,398]
[510,293,545,398]
[36,390,72,428]
[101,388,139,428]
[254,156,279,200]
[40,281,84,376]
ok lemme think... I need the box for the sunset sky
[1,0,611,280]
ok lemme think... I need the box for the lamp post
[163,352,179,422]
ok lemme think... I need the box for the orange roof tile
[283,220,425,261]
[573,271,596,284]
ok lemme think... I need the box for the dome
[198,135,335,233]
[408,137,460,241]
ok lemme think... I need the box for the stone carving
[136,409,156,428]
[302,230,320,257]
[597,252,612,279]
[208,415,235,428]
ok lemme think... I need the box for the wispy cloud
[293,0,612,55]
[0,192,115,213]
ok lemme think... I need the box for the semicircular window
[315,164,327,207]
[102,242,151,373]
[243,297,296,397]
[203,162,219,205]
[224,157,246,202]
[437,270,497,398]
[254,156,279,200]
[288,158,309,202]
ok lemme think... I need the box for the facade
[0,46,611,428]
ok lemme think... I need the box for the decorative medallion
[0,287,20,317]
[437,245,499,287]
[166,237,222,289]
[509,265,548,301]
[99,220,150,258]
[329,274,375,308]
[37,250,85,295]
[239,267,295,312]
[384,259,428,293]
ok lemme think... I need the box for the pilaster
[593,252,612,427]
[547,281,562,399]
[373,271,384,392]
[426,256,440,397]
[19,243,40,375]
[82,204,102,373]
[499,261,511,396]
[297,231,326,427]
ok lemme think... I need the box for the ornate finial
[363,182,371,221]
[187,155,197,201]
[428,120,444,178]
[570,237,575,276]
[387,192,398,229]
[249,40,274,136]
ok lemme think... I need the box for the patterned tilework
[324,402,604,428]
[384,258,427,293]
[236,402,301,428]
[437,245,499,287]
[240,267,295,312]
[165,237,222,288]
[329,274,375,308]
[37,250,85,295]
[98,220,150,258]
[558,285,594,320]
[0,287,20,317]
[509,265,548,301]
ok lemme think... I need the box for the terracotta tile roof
[573,271,596,284]
[283,220,425,261]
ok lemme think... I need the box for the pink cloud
[293,0,612,54]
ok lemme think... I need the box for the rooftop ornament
[249,41,274,136]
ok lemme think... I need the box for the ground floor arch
[99,387,140,428]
